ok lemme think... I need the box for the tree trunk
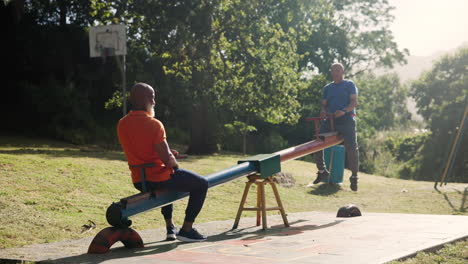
[187,96,219,154]
[59,2,67,27]
[242,131,247,155]
[10,0,25,22]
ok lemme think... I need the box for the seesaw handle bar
[305,114,335,139]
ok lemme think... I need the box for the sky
[389,0,468,57]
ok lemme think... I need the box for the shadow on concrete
[41,219,344,264]
[207,219,344,242]
[41,240,181,264]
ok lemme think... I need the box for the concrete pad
[1,212,467,263]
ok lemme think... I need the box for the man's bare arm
[154,140,179,169]
[344,94,358,112]
[320,99,328,118]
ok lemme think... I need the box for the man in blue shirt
[313,63,359,191]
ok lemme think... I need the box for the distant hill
[375,42,468,121]
[380,41,468,82]
[379,51,444,83]
[390,53,443,82]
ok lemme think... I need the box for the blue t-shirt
[322,80,357,115]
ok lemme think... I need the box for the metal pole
[122,55,127,116]
[439,100,468,186]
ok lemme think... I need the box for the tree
[209,0,304,152]
[235,0,409,154]
[357,73,411,136]
[224,121,257,155]
[146,0,305,153]
[2,0,410,153]
[177,0,408,153]
[1,0,122,144]
[407,48,468,182]
[271,0,409,76]
[354,73,411,173]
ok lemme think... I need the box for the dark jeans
[314,114,359,176]
[134,168,208,223]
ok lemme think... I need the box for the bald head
[130,83,155,112]
[330,63,345,83]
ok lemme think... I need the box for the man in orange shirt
[118,83,208,242]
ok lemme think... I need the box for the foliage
[104,90,125,110]
[293,0,408,76]
[411,48,468,122]
[211,1,302,126]
[408,48,468,182]
[224,121,257,154]
[352,73,412,174]
[258,130,289,153]
[22,0,96,26]
[1,0,408,155]
[356,73,411,137]
[89,0,408,154]
[358,129,427,178]
[1,1,123,145]
[385,133,429,162]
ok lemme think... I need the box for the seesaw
[88,117,344,253]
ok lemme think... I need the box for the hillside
[380,42,468,82]
[375,42,468,121]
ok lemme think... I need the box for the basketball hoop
[101,47,115,64]
[89,25,127,116]
[89,25,126,58]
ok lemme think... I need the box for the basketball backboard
[89,24,127,58]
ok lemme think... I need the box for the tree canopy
[2,0,408,154]
[406,48,468,182]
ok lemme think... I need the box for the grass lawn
[0,135,467,259]
[389,238,468,264]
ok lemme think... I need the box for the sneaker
[166,225,178,241]
[313,170,330,184]
[176,228,207,242]
[350,175,358,191]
